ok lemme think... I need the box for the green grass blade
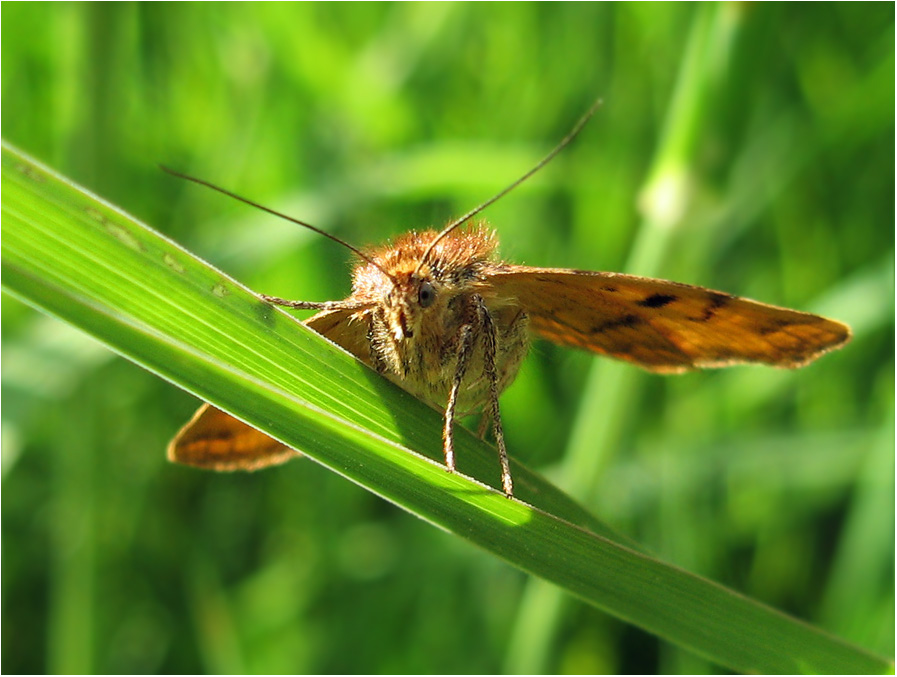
[2,142,891,675]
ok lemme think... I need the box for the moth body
[169,219,851,497]
[164,100,850,498]
[353,226,529,415]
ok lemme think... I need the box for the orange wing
[167,402,299,470]
[303,306,373,366]
[486,267,851,373]
[167,305,372,470]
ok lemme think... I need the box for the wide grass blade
[2,142,891,674]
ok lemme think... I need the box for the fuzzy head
[351,223,498,342]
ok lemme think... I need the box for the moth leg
[476,409,492,441]
[473,294,513,498]
[444,322,476,474]
[260,295,368,312]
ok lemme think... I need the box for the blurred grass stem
[505,5,741,672]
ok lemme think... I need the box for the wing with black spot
[485,267,851,373]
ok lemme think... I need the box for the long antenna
[414,98,604,275]
[160,166,398,283]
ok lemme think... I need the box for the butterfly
[166,101,851,498]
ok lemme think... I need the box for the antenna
[160,166,398,284]
[414,98,604,275]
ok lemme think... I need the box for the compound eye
[418,281,436,308]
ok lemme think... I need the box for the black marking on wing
[638,293,677,308]
[591,313,642,334]
[693,291,732,322]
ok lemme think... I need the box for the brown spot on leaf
[164,253,185,273]
[85,207,107,224]
[106,223,143,251]
[17,164,44,181]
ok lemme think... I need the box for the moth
[167,101,851,498]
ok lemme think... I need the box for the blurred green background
[2,3,893,674]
